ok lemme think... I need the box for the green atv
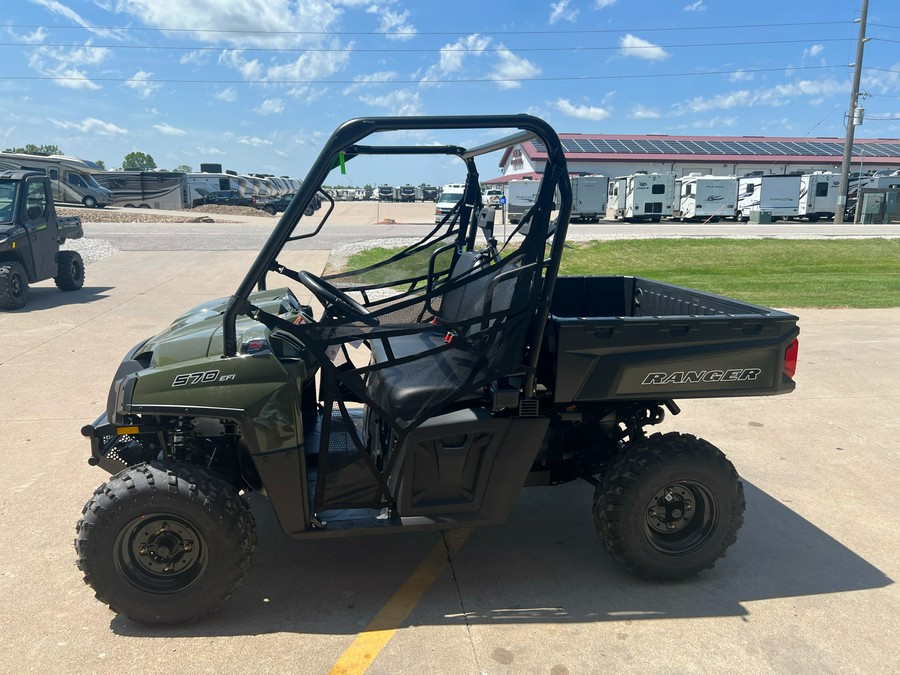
[76,116,798,624]
[0,170,85,310]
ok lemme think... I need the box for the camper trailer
[95,171,188,210]
[185,173,245,205]
[606,172,675,222]
[0,152,113,208]
[506,179,541,224]
[570,175,608,222]
[798,172,840,222]
[377,184,397,201]
[398,184,417,202]
[737,174,801,221]
[674,174,738,222]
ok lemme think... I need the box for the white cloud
[256,98,285,115]
[196,145,226,156]
[32,0,124,39]
[215,87,237,102]
[239,136,274,146]
[619,35,670,61]
[153,123,187,136]
[729,69,754,82]
[342,71,399,95]
[125,70,162,99]
[179,50,210,66]
[683,1,706,11]
[555,98,611,121]
[677,78,847,114]
[358,88,422,116]
[27,42,110,90]
[692,116,738,128]
[490,47,541,89]
[629,104,661,119]
[368,5,416,41]
[18,27,48,45]
[50,117,128,136]
[593,0,617,7]
[421,34,491,84]
[549,0,579,24]
[803,44,825,60]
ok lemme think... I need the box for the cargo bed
[542,276,799,402]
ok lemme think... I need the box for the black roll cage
[222,114,572,395]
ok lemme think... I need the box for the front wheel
[593,432,744,580]
[0,260,29,310]
[75,462,256,624]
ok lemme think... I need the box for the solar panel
[542,137,900,160]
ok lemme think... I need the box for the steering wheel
[295,270,379,325]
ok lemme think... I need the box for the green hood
[137,288,304,368]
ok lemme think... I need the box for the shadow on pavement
[13,285,112,312]
[112,480,891,637]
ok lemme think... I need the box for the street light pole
[836,0,870,224]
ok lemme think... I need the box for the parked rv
[674,174,738,222]
[421,185,439,202]
[398,185,417,202]
[377,184,397,202]
[570,175,608,222]
[95,171,188,210]
[185,173,246,205]
[606,172,675,222]
[0,152,113,208]
[736,174,801,221]
[506,179,541,224]
[797,172,840,222]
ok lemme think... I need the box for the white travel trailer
[0,152,113,208]
[798,171,840,221]
[736,174,801,221]
[606,172,675,222]
[505,179,541,224]
[570,174,608,222]
[184,173,245,204]
[674,174,738,222]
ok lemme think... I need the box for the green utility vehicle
[76,116,799,624]
[0,170,84,310]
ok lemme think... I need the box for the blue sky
[2,0,899,186]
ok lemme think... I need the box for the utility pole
[836,0,870,224]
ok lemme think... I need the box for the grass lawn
[345,238,900,308]
[559,239,900,308]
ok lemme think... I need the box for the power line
[3,37,857,54]
[0,64,849,86]
[3,20,853,37]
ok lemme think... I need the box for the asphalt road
[1,214,898,674]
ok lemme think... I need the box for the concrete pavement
[0,248,897,674]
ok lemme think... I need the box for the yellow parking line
[327,529,472,675]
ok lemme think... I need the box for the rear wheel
[82,196,98,208]
[593,432,744,580]
[264,205,277,215]
[75,462,256,624]
[55,250,85,291]
[0,261,29,310]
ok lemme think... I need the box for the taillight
[784,338,799,378]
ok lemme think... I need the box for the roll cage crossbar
[222,115,573,387]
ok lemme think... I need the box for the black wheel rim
[643,481,718,555]
[11,271,25,299]
[114,514,208,594]
[71,259,84,284]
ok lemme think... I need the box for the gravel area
[56,204,272,223]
